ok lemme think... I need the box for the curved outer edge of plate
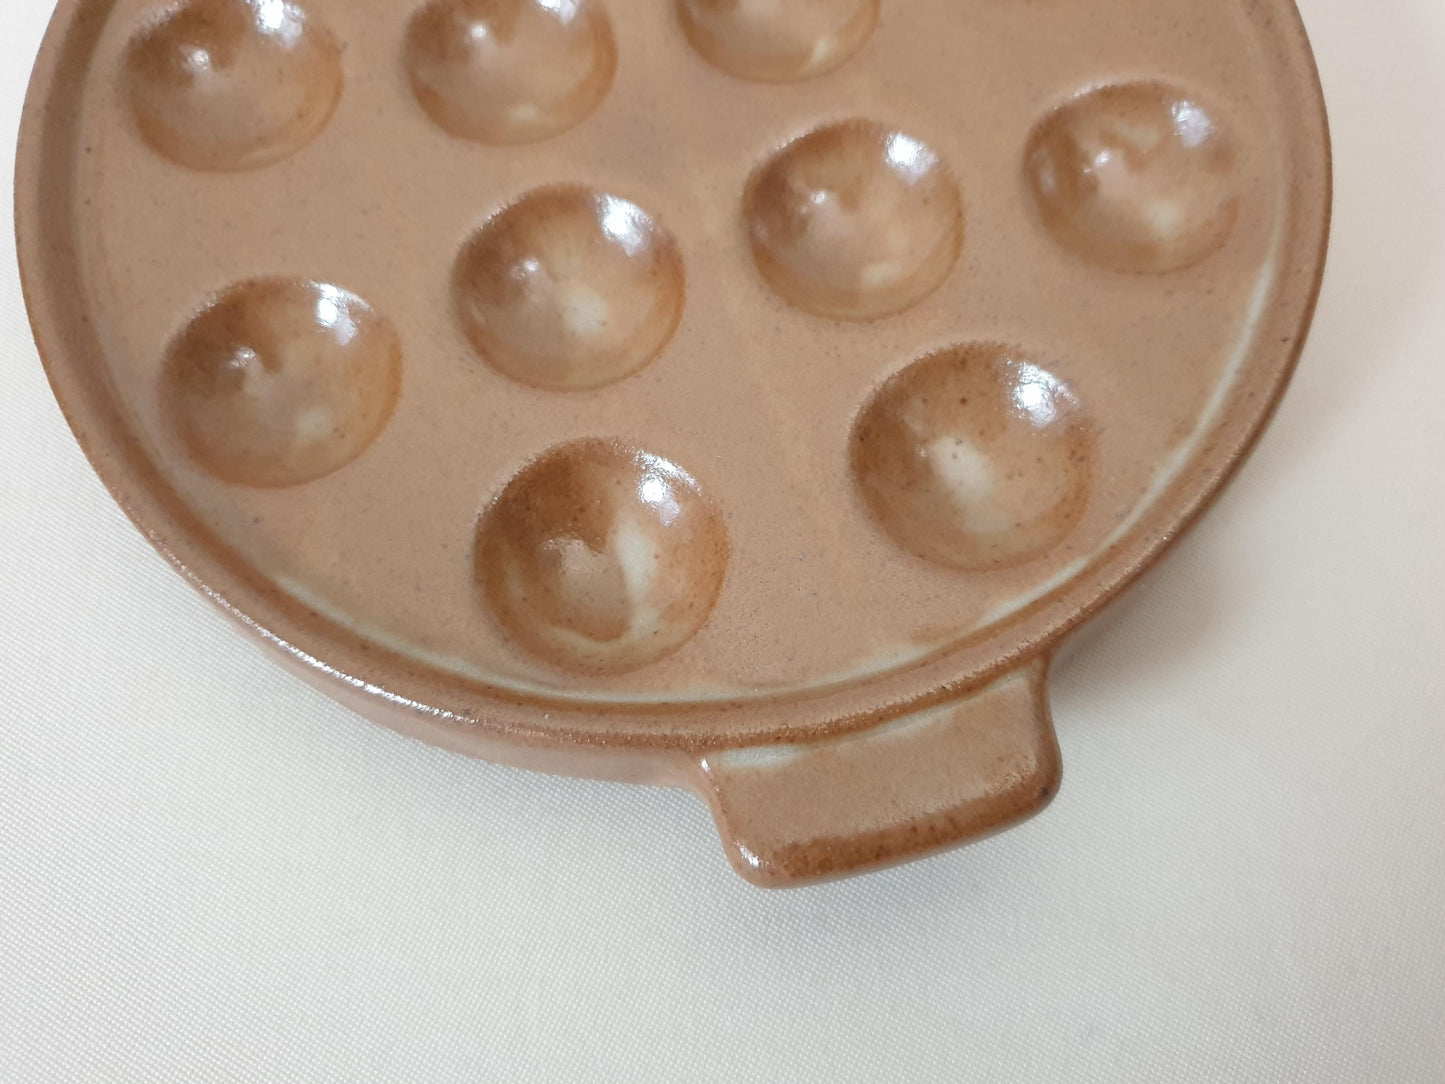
[14,0,1332,766]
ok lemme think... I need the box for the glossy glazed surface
[124,0,342,170]
[476,440,729,673]
[676,0,878,83]
[405,0,616,145]
[453,186,686,391]
[850,344,1095,572]
[1025,82,1240,274]
[160,278,402,486]
[20,0,1328,714]
[18,0,1328,882]
[743,120,963,320]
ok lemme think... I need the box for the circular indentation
[1025,82,1240,274]
[161,279,402,487]
[405,0,617,145]
[476,440,730,673]
[851,344,1095,571]
[677,0,877,82]
[454,186,686,391]
[744,121,963,320]
[124,0,343,171]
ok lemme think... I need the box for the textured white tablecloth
[3,2,1444,1080]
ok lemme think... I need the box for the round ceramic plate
[17,0,1329,885]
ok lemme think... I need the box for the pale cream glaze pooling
[73,0,1281,697]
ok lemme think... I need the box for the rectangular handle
[694,659,1059,886]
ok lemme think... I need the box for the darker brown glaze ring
[453,185,686,390]
[405,0,617,145]
[1025,81,1240,274]
[850,343,1095,571]
[475,439,730,674]
[124,0,343,171]
[744,119,963,320]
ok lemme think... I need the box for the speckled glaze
[16,0,1329,886]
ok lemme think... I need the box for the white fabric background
[3,1,1444,1079]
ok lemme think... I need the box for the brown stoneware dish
[16,0,1330,885]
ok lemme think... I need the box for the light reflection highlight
[885,131,935,181]
[314,283,359,345]
[1171,100,1212,148]
[598,195,649,256]
[253,0,303,47]
[1012,362,1063,426]
[637,462,684,527]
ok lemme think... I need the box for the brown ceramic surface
[16,0,1330,885]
